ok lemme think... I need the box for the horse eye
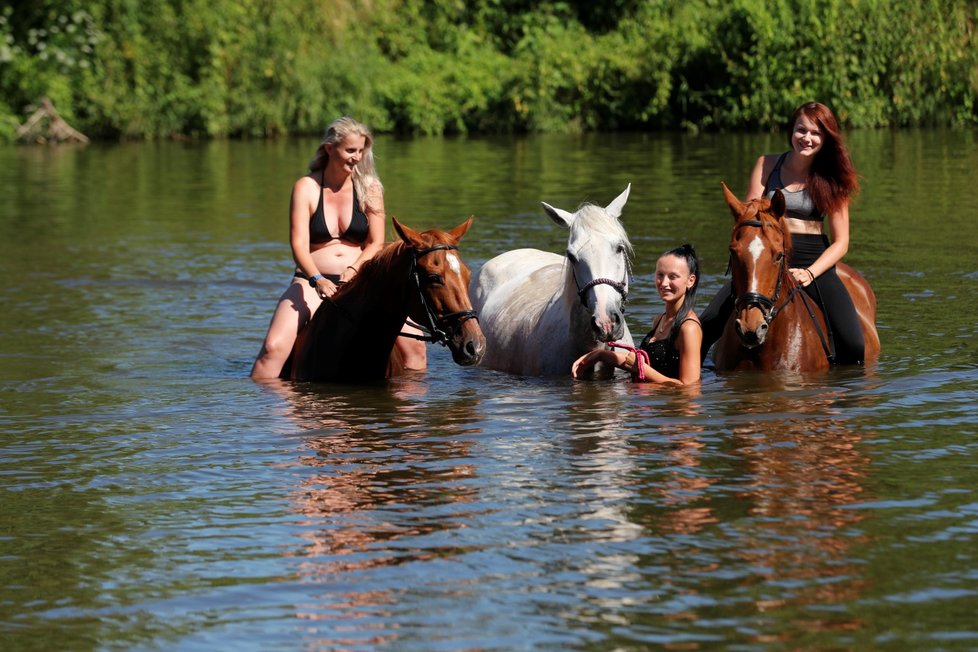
[616,244,625,255]
[426,274,444,286]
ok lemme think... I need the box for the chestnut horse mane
[332,227,459,301]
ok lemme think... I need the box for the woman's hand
[314,277,338,299]
[571,349,624,379]
[340,264,358,284]
[572,350,603,379]
[789,267,815,287]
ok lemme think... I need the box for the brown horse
[714,183,880,372]
[286,217,486,382]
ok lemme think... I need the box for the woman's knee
[260,331,296,361]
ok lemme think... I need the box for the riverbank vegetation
[2,0,976,139]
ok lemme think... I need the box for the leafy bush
[1,0,975,140]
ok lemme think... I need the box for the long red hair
[789,102,860,216]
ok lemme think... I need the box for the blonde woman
[251,117,425,379]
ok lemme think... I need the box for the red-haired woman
[700,102,865,364]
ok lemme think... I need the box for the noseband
[576,276,628,307]
[404,244,479,346]
[571,251,629,308]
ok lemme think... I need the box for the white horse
[471,185,634,376]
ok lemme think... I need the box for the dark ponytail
[664,243,700,339]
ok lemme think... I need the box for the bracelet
[308,273,325,287]
[347,265,358,272]
[805,268,815,282]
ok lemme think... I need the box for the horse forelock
[731,199,793,287]
[569,204,632,257]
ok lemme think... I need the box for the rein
[401,243,479,346]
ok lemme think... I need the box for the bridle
[402,243,479,346]
[730,217,834,359]
[570,256,629,308]
[730,219,798,325]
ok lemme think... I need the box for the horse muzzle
[448,317,486,366]
[591,308,625,342]
[735,309,769,348]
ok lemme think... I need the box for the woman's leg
[804,269,865,365]
[395,322,428,370]
[251,281,321,379]
[699,281,734,361]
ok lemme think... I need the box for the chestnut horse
[714,183,880,372]
[286,217,486,382]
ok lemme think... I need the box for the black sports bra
[764,152,824,222]
[309,171,370,244]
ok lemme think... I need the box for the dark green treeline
[2,0,976,140]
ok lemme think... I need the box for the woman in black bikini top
[251,117,388,380]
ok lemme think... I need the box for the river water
[1,130,976,650]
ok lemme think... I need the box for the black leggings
[699,234,865,364]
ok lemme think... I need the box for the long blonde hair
[308,116,382,211]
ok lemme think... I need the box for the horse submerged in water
[286,217,486,382]
[715,183,880,372]
[470,186,634,376]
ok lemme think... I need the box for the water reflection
[2,131,976,649]
[258,377,486,639]
[722,380,875,631]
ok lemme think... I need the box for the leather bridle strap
[401,244,479,345]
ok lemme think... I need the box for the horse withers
[287,217,486,382]
[715,183,880,372]
[471,185,634,376]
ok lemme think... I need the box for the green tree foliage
[1,0,975,139]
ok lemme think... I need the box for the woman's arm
[571,349,627,379]
[745,155,772,201]
[789,202,850,286]
[289,177,318,277]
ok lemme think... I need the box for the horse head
[392,216,486,366]
[723,182,793,348]
[541,184,632,343]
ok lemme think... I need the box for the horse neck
[329,244,415,337]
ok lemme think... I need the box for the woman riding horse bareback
[713,184,880,372]
[286,217,486,382]
[471,186,634,376]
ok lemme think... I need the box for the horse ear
[604,183,631,220]
[448,215,474,242]
[721,182,745,220]
[392,217,423,246]
[541,201,575,229]
[770,189,787,218]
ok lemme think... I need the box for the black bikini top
[309,171,370,244]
